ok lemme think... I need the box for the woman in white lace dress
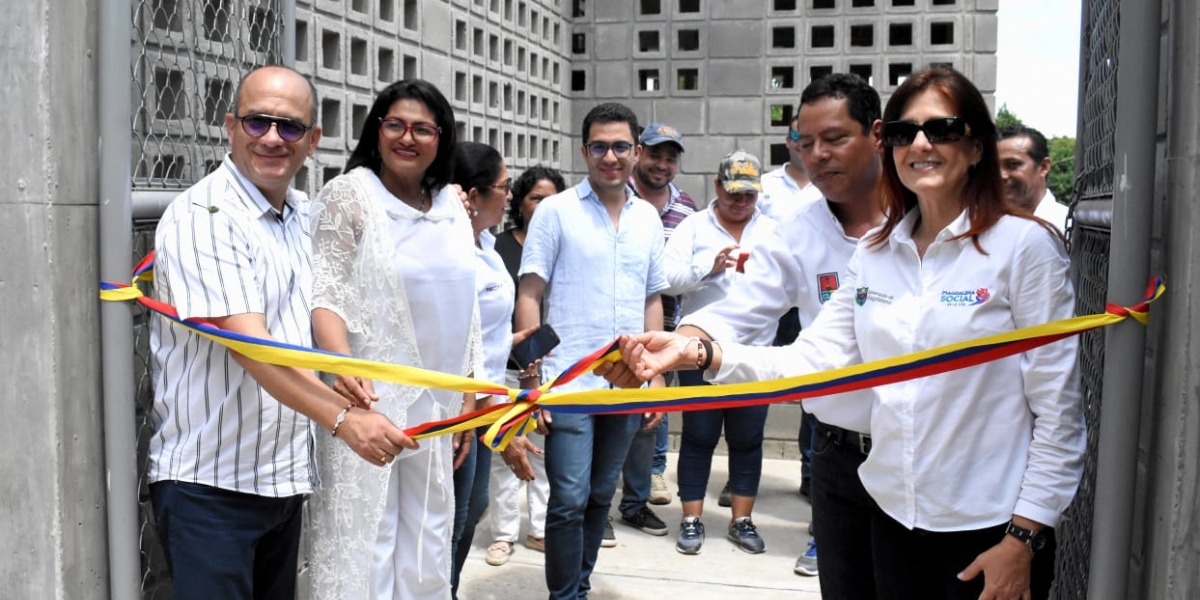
[307,79,483,600]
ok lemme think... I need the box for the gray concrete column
[0,0,108,597]
[1137,2,1200,598]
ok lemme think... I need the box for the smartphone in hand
[511,324,560,368]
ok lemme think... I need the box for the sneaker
[525,535,545,553]
[726,517,766,554]
[794,540,819,576]
[621,506,669,536]
[601,516,617,548]
[676,516,705,555]
[485,541,513,566]
[649,473,671,505]
[717,482,732,508]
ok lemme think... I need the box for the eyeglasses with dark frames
[236,114,313,143]
[488,178,513,194]
[379,118,442,144]
[882,117,972,147]
[584,141,635,159]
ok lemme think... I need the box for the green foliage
[1047,136,1076,201]
[995,104,1023,129]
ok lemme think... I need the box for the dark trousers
[451,432,492,598]
[676,369,768,501]
[871,506,1057,600]
[150,480,304,600]
[810,419,876,600]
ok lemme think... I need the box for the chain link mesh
[1052,226,1112,600]
[1050,0,1118,597]
[131,1,283,596]
[131,0,284,189]
[1073,0,1119,204]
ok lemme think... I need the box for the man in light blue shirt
[515,102,668,599]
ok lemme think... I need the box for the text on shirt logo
[855,287,895,306]
[940,288,991,306]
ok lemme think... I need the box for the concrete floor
[458,454,821,600]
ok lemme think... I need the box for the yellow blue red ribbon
[101,251,1164,451]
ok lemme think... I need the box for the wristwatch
[1005,521,1047,556]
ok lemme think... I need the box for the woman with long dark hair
[306,79,481,599]
[600,65,1083,600]
[481,165,566,567]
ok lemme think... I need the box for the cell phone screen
[512,324,560,368]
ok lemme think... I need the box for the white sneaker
[649,473,671,505]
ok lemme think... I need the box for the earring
[471,209,479,217]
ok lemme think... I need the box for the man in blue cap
[611,123,698,544]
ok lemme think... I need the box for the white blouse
[711,209,1085,532]
[662,206,778,347]
[476,229,515,391]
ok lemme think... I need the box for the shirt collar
[626,177,680,215]
[890,206,971,247]
[221,155,299,221]
[581,177,635,208]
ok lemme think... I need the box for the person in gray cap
[613,123,699,544]
[662,148,780,556]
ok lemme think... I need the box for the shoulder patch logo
[818,272,840,304]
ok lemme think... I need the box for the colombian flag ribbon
[101,252,1164,451]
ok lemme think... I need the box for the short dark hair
[344,79,457,195]
[799,73,881,135]
[581,102,640,144]
[872,64,1011,251]
[508,165,567,229]
[452,141,505,196]
[233,65,319,124]
[998,124,1050,164]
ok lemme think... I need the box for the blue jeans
[544,411,641,599]
[150,480,304,600]
[810,419,876,600]
[451,432,492,598]
[675,369,768,501]
[618,418,655,516]
[653,415,668,474]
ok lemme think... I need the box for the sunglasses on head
[882,117,972,147]
[236,114,312,143]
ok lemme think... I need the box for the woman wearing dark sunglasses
[598,65,1082,600]
[305,79,481,600]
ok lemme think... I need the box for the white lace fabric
[305,167,483,598]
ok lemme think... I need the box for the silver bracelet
[330,405,352,437]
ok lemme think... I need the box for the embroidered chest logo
[855,287,869,306]
[818,272,840,304]
[940,287,992,306]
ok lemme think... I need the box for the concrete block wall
[293,0,574,197]
[567,0,998,202]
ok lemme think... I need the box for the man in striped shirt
[148,65,414,600]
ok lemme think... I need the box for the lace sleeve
[311,173,368,333]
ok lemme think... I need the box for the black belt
[816,420,872,455]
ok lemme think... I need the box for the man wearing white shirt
[998,125,1069,232]
[759,114,826,222]
[148,66,412,600]
[515,102,668,600]
[758,115,827,494]
[676,73,885,598]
